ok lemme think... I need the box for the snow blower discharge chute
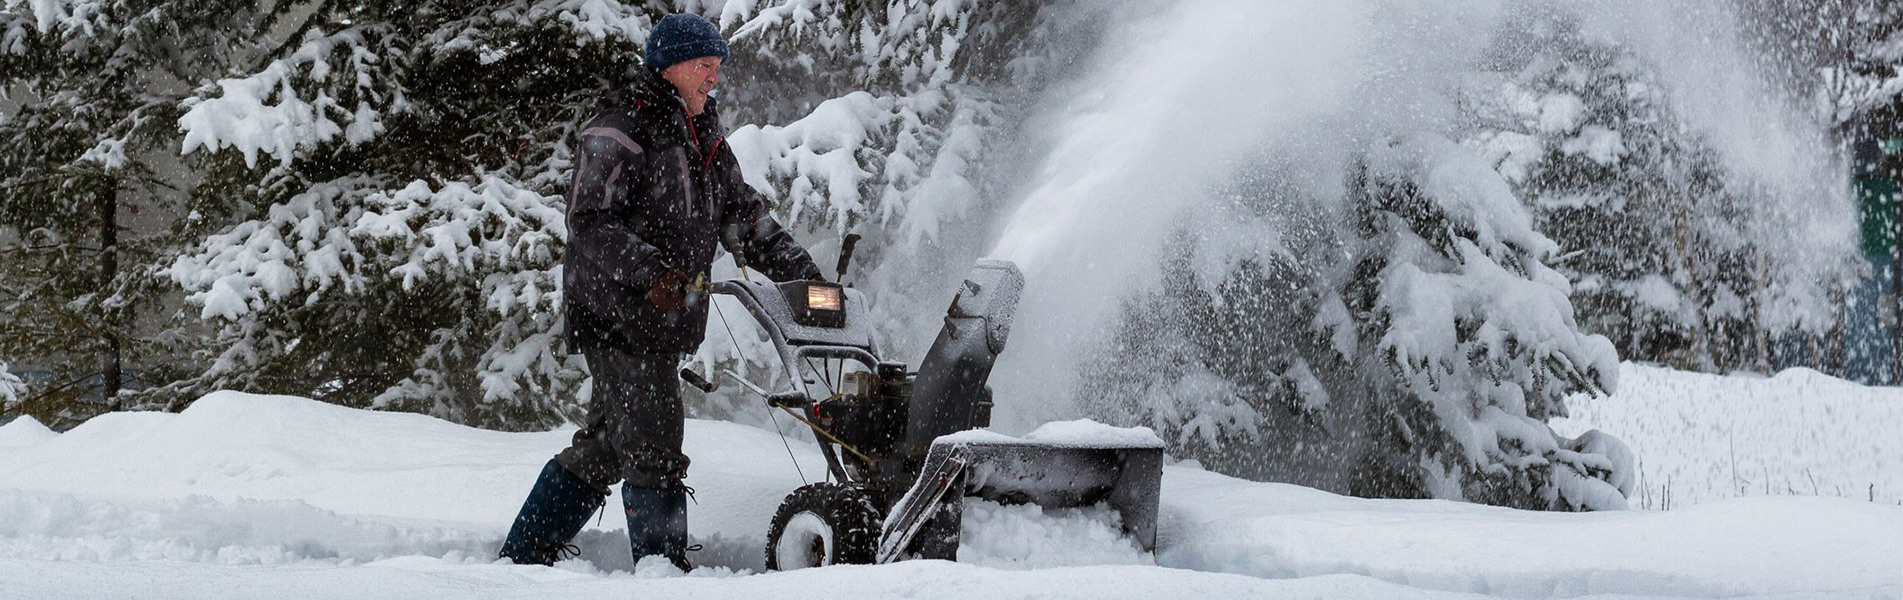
[683,257,1163,569]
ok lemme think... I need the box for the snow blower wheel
[765,483,881,570]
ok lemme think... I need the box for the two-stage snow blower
[681,249,1163,570]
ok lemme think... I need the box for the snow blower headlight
[788,281,847,328]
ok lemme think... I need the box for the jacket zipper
[680,107,725,217]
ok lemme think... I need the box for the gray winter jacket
[564,69,820,355]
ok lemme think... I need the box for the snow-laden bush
[1354,135,1629,510]
[1084,133,1633,511]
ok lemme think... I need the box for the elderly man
[498,13,821,570]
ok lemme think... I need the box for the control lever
[766,391,807,408]
[836,233,861,284]
[680,368,718,393]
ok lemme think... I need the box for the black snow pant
[554,346,691,491]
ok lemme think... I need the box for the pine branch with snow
[0,0,263,426]
[1348,134,1629,510]
[161,2,659,427]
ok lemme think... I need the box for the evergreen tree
[1819,0,1903,125]
[1081,134,1633,511]
[1464,10,1854,373]
[161,2,672,429]
[0,0,255,427]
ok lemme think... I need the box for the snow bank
[1556,363,1903,507]
[0,415,56,449]
[0,391,828,573]
[1158,466,1903,598]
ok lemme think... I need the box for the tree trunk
[99,180,121,411]
[1891,184,1903,385]
[1672,187,1706,370]
[1753,249,1770,372]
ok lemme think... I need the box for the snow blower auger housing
[692,259,1163,570]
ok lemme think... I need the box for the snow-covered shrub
[1083,134,1633,511]
[1352,135,1628,510]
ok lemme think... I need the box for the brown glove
[648,269,690,311]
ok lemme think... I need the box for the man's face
[662,56,722,116]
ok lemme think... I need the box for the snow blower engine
[683,254,1163,570]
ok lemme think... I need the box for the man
[498,13,822,570]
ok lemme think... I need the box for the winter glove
[649,269,690,311]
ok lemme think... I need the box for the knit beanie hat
[645,14,730,73]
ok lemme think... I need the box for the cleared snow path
[2,376,1901,599]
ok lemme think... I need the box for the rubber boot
[498,459,606,565]
[623,483,692,571]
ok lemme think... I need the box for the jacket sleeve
[717,145,822,282]
[568,124,669,298]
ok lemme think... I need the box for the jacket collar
[603,68,722,126]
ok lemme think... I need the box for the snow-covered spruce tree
[1082,134,1633,511]
[1461,13,1785,373]
[0,0,255,427]
[162,2,687,429]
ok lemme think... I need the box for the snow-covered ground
[1556,364,1903,508]
[3,364,1901,599]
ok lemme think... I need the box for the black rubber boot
[498,459,606,565]
[623,483,693,571]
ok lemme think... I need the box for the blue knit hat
[645,14,729,73]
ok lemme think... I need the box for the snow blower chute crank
[683,257,1163,569]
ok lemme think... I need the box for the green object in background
[1857,138,1903,256]
[1859,176,1899,256]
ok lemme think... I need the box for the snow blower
[683,256,1163,570]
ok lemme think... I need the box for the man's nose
[707,67,720,88]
